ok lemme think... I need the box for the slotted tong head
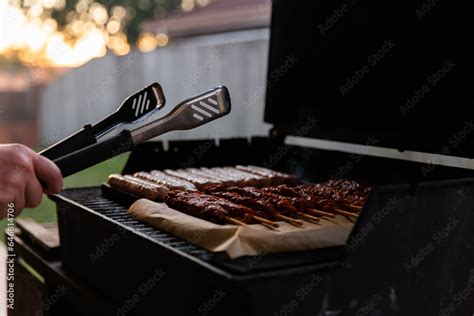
[40,83,231,177]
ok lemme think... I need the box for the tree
[3,0,182,66]
[49,0,181,44]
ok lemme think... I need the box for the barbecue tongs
[43,85,231,177]
[40,82,166,160]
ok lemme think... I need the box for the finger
[33,155,63,194]
[25,178,43,208]
[14,191,25,217]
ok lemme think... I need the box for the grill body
[51,138,474,315]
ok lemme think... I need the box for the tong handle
[51,130,134,177]
[39,125,97,160]
[91,112,121,139]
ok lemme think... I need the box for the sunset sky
[0,0,202,68]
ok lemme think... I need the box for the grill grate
[60,187,215,262]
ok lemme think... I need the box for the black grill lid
[265,1,474,157]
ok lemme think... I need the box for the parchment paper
[128,199,354,259]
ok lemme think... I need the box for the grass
[0,153,129,242]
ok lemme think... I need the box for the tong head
[130,86,231,144]
[92,82,166,139]
[119,82,166,122]
[176,85,231,129]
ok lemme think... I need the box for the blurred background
[0,0,272,235]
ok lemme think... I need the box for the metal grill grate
[60,187,215,262]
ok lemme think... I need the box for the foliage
[18,0,181,44]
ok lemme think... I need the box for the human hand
[0,144,63,218]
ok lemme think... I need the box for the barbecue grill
[14,1,474,315]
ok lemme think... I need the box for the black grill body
[51,138,474,315]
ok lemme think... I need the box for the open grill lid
[264,1,474,157]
